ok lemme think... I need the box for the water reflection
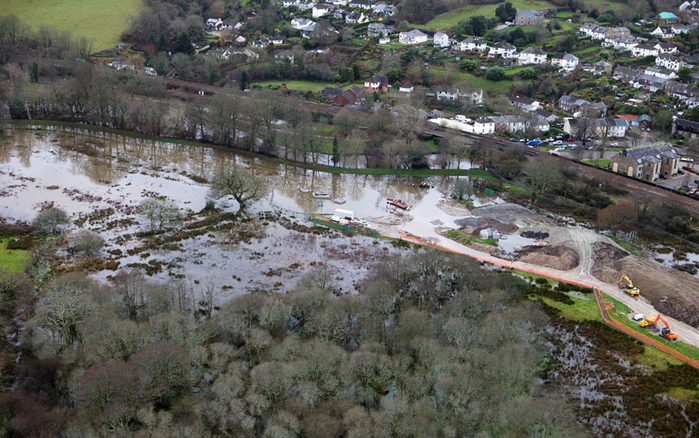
[0,126,468,222]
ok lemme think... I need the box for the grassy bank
[418,0,555,30]
[0,238,30,274]
[2,0,144,52]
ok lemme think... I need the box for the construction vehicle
[648,314,678,341]
[632,314,651,328]
[618,274,640,297]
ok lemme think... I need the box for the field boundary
[394,229,699,370]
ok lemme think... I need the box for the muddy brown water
[0,126,480,303]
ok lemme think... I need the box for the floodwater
[650,246,699,279]
[0,125,494,303]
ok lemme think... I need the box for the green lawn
[2,0,144,52]
[580,0,628,11]
[418,0,555,30]
[253,80,335,93]
[0,238,30,274]
[583,158,610,168]
[431,68,519,94]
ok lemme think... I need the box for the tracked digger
[647,314,678,341]
[618,274,640,297]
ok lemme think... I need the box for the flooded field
[0,126,494,303]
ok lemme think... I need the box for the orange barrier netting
[394,229,699,370]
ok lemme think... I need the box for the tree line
[0,244,585,437]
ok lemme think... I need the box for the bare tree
[136,198,183,231]
[520,158,563,195]
[68,229,104,256]
[209,166,269,211]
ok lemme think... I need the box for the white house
[348,0,372,9]
[603,35,637,51]
[458,37,487,52]
[651,26,675,38]
[550,53,579,71]
[474,117,495,135]
[673,24,697,35]
[491,115,549,133]
[297,0,314,10]
[434,32,449,48]
[656,53,685,71]
[631,44,659,57]
[633,73,668,92]
[399,82,414,93]
[644,67,676,80]
[434,87,484,105]
[488,42,517,59]
[291,18,317,32]
[655,42,678,54]
[578,22,607,40]
[312,3,333,18]
[510,96,540,112]
[206,18,223,31]
[379,36,390,44]
[518,48,547,65]
[399,29,428,45]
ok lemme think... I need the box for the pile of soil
[454,217,518,235]
[521,231,549,240]
[590,242,629,283]
[436,199,471,216]
[472,203,540,223]
[515,245,580,271]
[618,257,699,326]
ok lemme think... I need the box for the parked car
[610,142,620,146]
[540,141,550,146]
[552,140,563,145]
[509,137,518,142]
[566,137,574,142]
[526,139,541,146]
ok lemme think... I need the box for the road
[394,219,699,351]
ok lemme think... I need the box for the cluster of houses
[578,18,696,70]
[613,65,699,106]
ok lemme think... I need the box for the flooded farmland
[0,125,495,304]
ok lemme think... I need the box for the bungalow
[269,36,284,45]
[673,24,697,34]
[656,53,685,70]
[631,44,659,58]
[674,117,699,137]
[518,47,547,65]
[510,96,540,112]
[458,37,487,52]
[364,75,389,93]
[434,32,450,48]
[633,73,667,92]
[651,26,675,38]
[655,42,677,54]
[579,22,607,40]
[603,35,637,51]
[609,143,680,181]
[515,10,545,26]
[488,42,517,59]
[550,53,579,71]
[399,82,414,93]
[658,11,678,23]
[613,66,641,81]
[312,3,333,18]
[399,29,429,45]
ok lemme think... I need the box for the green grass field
[418,0,555,30]
[583,158,610,168]
[580,0,627,11]
[2,0,144,52]
[0,238,30,274]
[253,80,335,93]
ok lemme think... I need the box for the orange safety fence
[394,229,699,370]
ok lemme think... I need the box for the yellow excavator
[618,274,640,297]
